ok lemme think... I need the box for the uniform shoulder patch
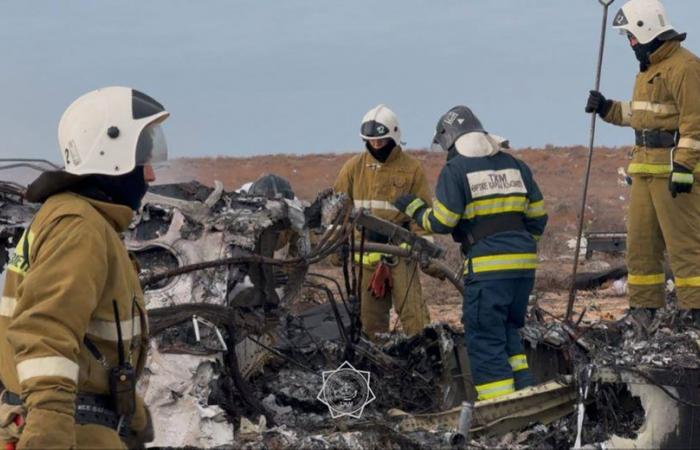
[466,169,527,198]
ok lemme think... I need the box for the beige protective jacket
[603,41,700,174]
[0,192,149,449]
[333,146,433,229]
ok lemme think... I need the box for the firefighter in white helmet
[333,104,433,339]
[0,87,168,449]
[586,0,700,327]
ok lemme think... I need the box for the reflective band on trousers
[476,378,515,400]
[628,163,700,174]
[0,296,17,318]
[463,196,528,220]
[631,101,678,115]
[468,253,538,274]
[525,200,546,218]
[353,199,398,212]
[675,276,700,288]
[508,354,529,372]
[433,200,460,227]
[17,356,79,384]
[628,273,665,286]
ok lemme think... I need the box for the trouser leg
[391,257,430,336]
[463,279,514,401]
[505,278,535,390]
[650,176,700,309]
[76,424,126,449]
[627,175,666,308]
[360,264,391,339]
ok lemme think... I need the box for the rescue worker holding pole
[0,87,169,449]
[394,106,548,400]
[333,104,432,339]
[586,0,700,327]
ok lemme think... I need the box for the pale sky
[1,0,699,161]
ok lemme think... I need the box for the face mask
[632,38,664,71]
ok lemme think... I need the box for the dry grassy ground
[162,146,633,327]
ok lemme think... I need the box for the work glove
[368,261,393,298]
[393,194,427,219]
[585,90,613,117]
[0,397,24,445]
[669,163,694,198]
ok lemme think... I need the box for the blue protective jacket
[415,151,548,280]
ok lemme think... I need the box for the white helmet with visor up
[612,0,684,45]
[58,86,170,176]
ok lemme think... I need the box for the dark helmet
[249,174,294,200]
[431,106,486,153]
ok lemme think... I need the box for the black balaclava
[71,166,148,211]
[633,38,665,71]
[366,138,396,163]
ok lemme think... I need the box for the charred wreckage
[1,164,699,449]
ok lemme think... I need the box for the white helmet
[359,104,401,145]
[58,86,170,176]
[612,0,683,45]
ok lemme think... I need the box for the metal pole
[566,0,615,323]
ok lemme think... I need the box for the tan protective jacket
[334,146,432,228]
[0,192,149,448]
[603,41,700,175]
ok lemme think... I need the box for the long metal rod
[566,0,614,323]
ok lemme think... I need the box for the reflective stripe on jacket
[415,151,548,280]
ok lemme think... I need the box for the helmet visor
[360,120,390,139]
[431,130,447,152]
[135,123,168,166]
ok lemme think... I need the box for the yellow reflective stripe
[433,200,460,227]
[86,318,142,342]
[353,252,384,266]
[353,199,398,212]
[675,276,700,288]
[678,137,700,151]
[631,101,678,115]
[469,253,538,274]
[628,163,672,174]
[628,273,665,285]
[405,198,426,217]
[476,378,515,400]
[525,200,546,218]
[620,101,632,126]
[0,296,17,318]
[422,209,433,233]
[672,172,694,184]
[7,229,34,276]
[508,354,529,372]
[463,196,528,220]
[17,356,79,384]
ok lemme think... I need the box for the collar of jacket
[649,40,681,66]
[69,192,134,232]
[366,145,402,165]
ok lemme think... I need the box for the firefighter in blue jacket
[394,106,548,400]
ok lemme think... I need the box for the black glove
[585,90,613,117]
[669,163,694,198]
[393,194,426,219]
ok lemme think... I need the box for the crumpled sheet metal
[139,342,234,448]
[126,207,229,309]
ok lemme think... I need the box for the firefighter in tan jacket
[0,87,169,449]
[334,105,432,338]
[586,0,700,326]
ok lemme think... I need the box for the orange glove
[368,262,393,298]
